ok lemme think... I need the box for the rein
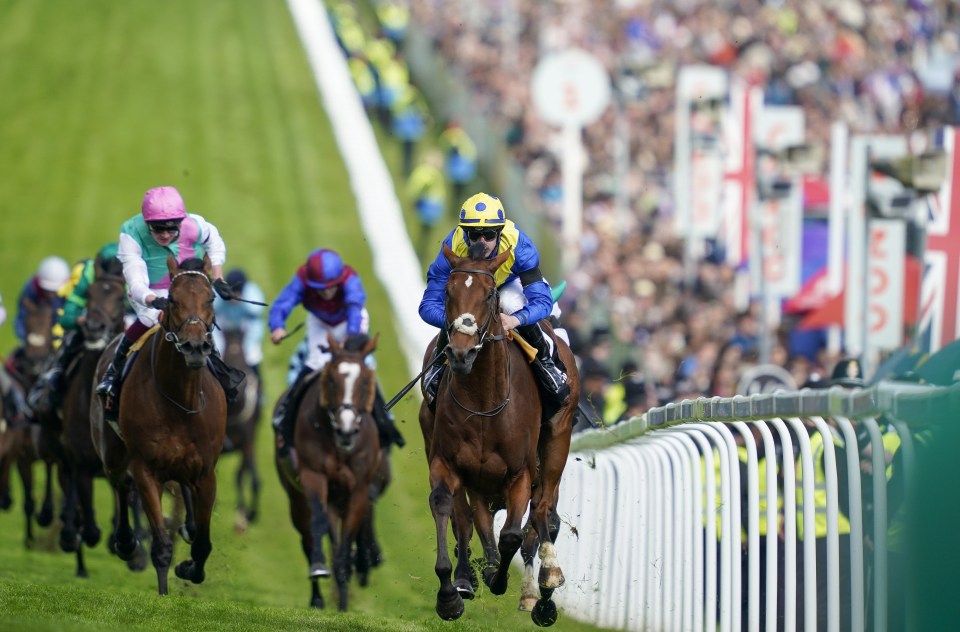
[150,328,206,415]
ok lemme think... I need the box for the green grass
[0,2,606,631]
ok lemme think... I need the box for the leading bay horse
[276,332,384,611]
[90,255,227,595]
[419,243,579,626]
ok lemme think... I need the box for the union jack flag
[919,126,960,353]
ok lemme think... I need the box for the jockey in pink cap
[96,186,239,419]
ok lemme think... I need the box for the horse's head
[318,332,378,453]
[160,255,216,369]
[21,297,55,377]
[441,242,510,374]
[82,270,126,349]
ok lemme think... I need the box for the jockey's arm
[268,276,305,342]
[511,235,553,326]
[419,252,453,329]
[117,233,153,307]
[343,275,367,335]
[196,217,227,279]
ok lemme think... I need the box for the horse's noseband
[446,267,507,349]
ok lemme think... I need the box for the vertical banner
[846,135,908,357]
[867,219,906,352]
[920,126,960,352]
[674,66,727,236]
[721,81,762,267]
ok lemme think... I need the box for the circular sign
[737,364,798,396]
[531,48,611,127]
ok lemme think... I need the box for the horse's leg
[285,483,324,608]
[77,471,101,547]
[175,474,216,585]
[58,470,80,552]
[528,427,569,628]
[519,509,541,612]
[75,539,88,578]
[471,494,500,590]
[451,489,476,599]
[175,482,194,544]
[233,459,248,533]
[0,454,12,510]
[248,453,261,524]
[37,459,55,528]
[111,477,140,561]
[488,471,532,597]
[355,500,374,587]
[429,460,463,620]
[16,450,35,546]
[130,465,173,595]
[334,489,370,611]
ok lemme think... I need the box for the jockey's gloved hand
[213,278,236,300]
[150,297,170,311]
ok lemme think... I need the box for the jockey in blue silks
[419,192,570,409]
[268,248,404,457]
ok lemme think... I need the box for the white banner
[867,219,906,352]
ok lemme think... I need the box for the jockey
[96,186,237,420]
[29,243,126,414]
[419,192,570,408]
[212,267,265,382]
[269,248,405,456]
[14,255,70,344]
[0,291,30,424]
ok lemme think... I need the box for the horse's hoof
[114,536,139,562]
[308,562,331,578]
[59,530,79,553]
[36,507,54,528]
[175,560,205,584]
[127,547,148,573]
[454,578,475,600]
[539,566,565,590]
[0,493,12,510]
[82,525,101,548]
[310,596,325,609]
[531,598,559,627]
[481,566,498,590]
[76,568,89,579]
[246,509,258,523]
[436,593,465,621]
[357,572,369,587]
[519,595,537,612]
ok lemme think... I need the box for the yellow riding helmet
[458,192,506,228]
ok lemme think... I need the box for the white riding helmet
[37,256,71,292]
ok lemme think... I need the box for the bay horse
[220,328,261,532]
[418,243,579,626]
[276,332,383,610]
[90,255,227,595]
[1,295,58,544]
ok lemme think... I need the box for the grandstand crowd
[347,0,960,427]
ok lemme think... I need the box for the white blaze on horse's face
[337,361,361,431]
[464,275,473,288]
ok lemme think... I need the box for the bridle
[158,270,215,354]
[445,267,511,417]
[152,270,215,414]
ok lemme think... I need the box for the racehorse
[220,328,261,531]
[0,296,58,544]
[418,243,579,626]
[55,265,148,575]
[276,332,383,611]
[90,255,227,595]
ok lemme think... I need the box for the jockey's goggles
[465,228,501,242]
[148,221,182,235]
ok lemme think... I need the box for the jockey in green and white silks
[97,186,236,418]
[419,192,569,408]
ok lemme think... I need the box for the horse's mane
[97,255,123,278]
[467,241,487,261]
[178,257,206,272]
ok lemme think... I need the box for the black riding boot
[207,347,245,403]
[517,322,570,406]
[30,330,85,413]
[2,387,29,425]
[373,382,405,448]
[274,367,312,458]
[422,329,449,412]
[97,336,134,420]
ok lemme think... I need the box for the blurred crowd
[381,0,960,426]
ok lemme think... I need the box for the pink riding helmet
[141,186,187,222]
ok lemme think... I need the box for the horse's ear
[490,247,511,271]
[363,333,378,357]
[442,242,459,267]
[202,254,212,276]
[166,254,178,276]
[327,331,341,355]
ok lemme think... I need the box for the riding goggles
[465,228,501,242]
[148,221,182,235]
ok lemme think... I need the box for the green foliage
[0,2,603,631]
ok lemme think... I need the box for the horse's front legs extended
[429,460,463,621]
[334,487,371,611]
[486,470,532,596]
[300,470,332,581]
[451,489,477,599]
[130,465,173,595]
